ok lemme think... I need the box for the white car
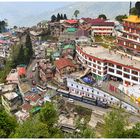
[68,98,74,103]
[32,67,36,72]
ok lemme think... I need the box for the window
[117,70,122,75]
[124,68,130,73]
[132,76,138,81]
[97,61,101,65]
[117,65,122,69]
[98,66,101,70]
[124,73,130,79]
[132,70,138,75]
[76,85,78,88]
[87,89,89,91]
[92,90,94,93]
[109,63,114,67]
[82,87,84,90]
[71,84,73,86]
[111,98,113,100]
[97,92,99,94]
[104,95,106,97]
[109,68,114,73]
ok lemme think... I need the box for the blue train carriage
[57,89,70,98]
[82,96,97,105]
[96,100,109,108]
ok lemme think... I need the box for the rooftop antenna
[129,1,132,15]
[135,1,140,17]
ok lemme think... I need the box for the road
[61,96,140,124]
[26,59,38,86]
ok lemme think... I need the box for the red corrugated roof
[18,67,26,76]
[65,19,78,24]
[91,21,114,26]
[55,58,75,71]
[25,94,41,102]
[21,103,32,112]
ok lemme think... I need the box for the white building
[66,78,139,113]
[76,45,140,86]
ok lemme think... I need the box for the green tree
[98,14,107,20]
[115,14,128,22]
[64,14,67,19]
[17,44,25,65]
[51,15,57,22]
[130,7,137,15]
[0,108,17,138]
[13,116,49,138]
[0,20,7,33]
[103,109,127,138]
[39,102,58,127]
[74,10,80,19]
[25,34,33,63]
[123,123,140,138]
[74,118,95,138]
[82,127,95,138]
[57,13,61,21]
[60,14,64,20]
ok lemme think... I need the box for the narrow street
[26,59,38,86]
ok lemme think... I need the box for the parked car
[32,67,36,72]
[32,80,36,85]
[68,98,74,103]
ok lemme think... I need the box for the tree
[57,13,61,21]
[17,44,25,65]
[123,123,140,138]
[115,14,127,22]
[60,14,64,20]
[74,118,95,138]
[130,7,137,15]
[25,34,33,63]
[0,20,7,33]
[13,116,49,138]
[82,127,95,138]
[103,109,128,138]
[0,108,17,138]
[98,14,107,20]
[51,15,57,22]
[39,102,58,127]
[74,10,80,19]
[64,14,67,20]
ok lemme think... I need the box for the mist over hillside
[0,2,134,27]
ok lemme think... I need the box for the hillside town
[1,1,140,138]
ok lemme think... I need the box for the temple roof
[123,15,140,23]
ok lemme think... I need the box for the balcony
[117,36,140,46]
[123,23,140,30]
[117,42,140,52]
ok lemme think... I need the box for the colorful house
[54,58,76,75]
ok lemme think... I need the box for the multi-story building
[76,45,140,86]
[1,92,22,113]
[117,15,140,54]
[90,18,115,36]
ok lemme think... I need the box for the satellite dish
[135,2,140,16]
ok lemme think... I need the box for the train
[56,89,108,108]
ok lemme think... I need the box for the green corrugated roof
[30,106,41,113]
[66,28,77,32]
[63,44,75,50]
